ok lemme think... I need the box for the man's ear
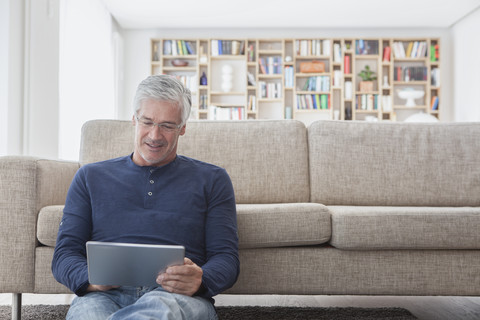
[132,115,136,126]
[179,124,186,136]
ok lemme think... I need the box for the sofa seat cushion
[37,205,64,247]
[237,203,330,249]
[329,206,480,250]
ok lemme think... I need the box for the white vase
[221,64,233,92]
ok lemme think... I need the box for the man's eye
[143,121,154,126]
[163,124,175,130]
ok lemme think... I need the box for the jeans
[66,286,218,320]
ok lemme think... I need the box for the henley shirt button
[150,180,154,184]
[148,192,153,196]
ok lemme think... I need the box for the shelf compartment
[210,55,245,60]
[295,109,330,113]
[162,67,197,72]
[297,91,331,95]
[393,105,427,110]
[355,55,380,59]
[162,55,197,59]
[295,55,330,60]
[296,73,330,77]
[210,91,245,96]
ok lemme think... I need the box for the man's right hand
[86,284,119,292]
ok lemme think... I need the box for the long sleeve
[198,168,240,298]
[52,168,93,296]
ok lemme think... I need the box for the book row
[211,40,246,56]
[163,40,196,56]
[356,94,379,111]
[296,94,330,110]
[355,40,379,55]
[259,82,282,99]
[392,41,428,59]
[208,106,245,120]
[171,75,197,92]
[295,39,331,57]
[394,66,428,82]
[259,56,282,75]
[301,76,331,92]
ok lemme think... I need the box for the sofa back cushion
[308,121,480,206]
[80,119,310,204]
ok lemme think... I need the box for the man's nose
[148,125,163,138]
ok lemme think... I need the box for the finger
[166,264,197,276]
[184,257,193,265]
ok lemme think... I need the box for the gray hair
[133,75,192,125]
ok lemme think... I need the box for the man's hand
[156,257,203,296]
[86,284,119,292]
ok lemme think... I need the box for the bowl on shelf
[397,88,425,107]
[171,59,189,67]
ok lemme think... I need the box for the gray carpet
[0,304,418,319]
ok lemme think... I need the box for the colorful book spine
[344,55,351,74]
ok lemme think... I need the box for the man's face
[132,99,186,167]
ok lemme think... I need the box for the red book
[344,55,351,74]
[383,46,391,62]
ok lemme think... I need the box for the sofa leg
[12,293,21,320]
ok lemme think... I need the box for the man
[52,75,240,320]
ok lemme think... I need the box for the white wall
[0,0,25,156]
[58,0,117,161]
[452,7,480,122]
[24,0,60,159]
[121,27,454,122]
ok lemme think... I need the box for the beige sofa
[1,119,479,318]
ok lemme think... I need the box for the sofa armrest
[0,156,79,293]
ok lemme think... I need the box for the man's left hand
[156,257,203,296]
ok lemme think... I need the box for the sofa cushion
[308,121,480,206]
[237,203,330,249]
[80,120,311,204]
[37,205,63,247]
[37,203,332,249]
[329,206,480,250]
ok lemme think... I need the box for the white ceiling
[102,0,480,29]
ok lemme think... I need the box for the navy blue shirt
[52,154,239,299]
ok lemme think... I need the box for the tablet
[86,241,185,287]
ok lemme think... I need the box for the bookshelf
[151,37,441,122]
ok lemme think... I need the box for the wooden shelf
[297,91,331,95]
[151,37,440,122]
[162,67,197,72]
[210,91,245,96]
[210,55,245,60]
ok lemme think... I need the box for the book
[344,55,351,74]
[185,41,194,54]
[259,58,267,74]
[248,44,255,62]
[181,41,188,55]
[382,46,391,62]
[163,40,172,55]
[431,96,439,110]
[211,40,218,56]
[333,43,342,62]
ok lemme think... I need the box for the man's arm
[196,168,240,297]
[156,168,239,298]
[51,168,94,296]
[156,257,203,296]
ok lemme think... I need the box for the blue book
[185,41,194,54]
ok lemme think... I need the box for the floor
[1,293,479,320]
